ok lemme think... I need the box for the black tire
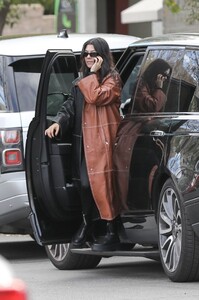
[45,243,101,270]
[157,179,199,282]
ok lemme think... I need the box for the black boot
[72,214,91,247]
[91,216,121,251]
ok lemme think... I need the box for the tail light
[0,280,27,300]
[0,256,27,300]
[0,129,24,173]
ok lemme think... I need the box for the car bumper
[0,171,30,227]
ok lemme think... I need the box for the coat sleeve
[134,82,166,112]
[77,73,121,106]
[53,90,75,135]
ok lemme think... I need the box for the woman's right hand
[45,123,60,138]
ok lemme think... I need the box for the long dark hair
[142,58,172,91]
[80,37,115,83]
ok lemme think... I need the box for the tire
[45,243,101,270]
[157,179,199,282]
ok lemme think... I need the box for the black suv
[26,33,199,282]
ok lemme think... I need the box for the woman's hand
[156,74,166,89]
[91,56,103,73]
[45,123,60,138]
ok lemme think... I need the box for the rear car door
[26,50,82,245]
[115,46,186,214]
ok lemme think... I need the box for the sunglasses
[83,51,98,58]
[162,70,171,78]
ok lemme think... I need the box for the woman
[45,37,123,251]
[133,58,172,112]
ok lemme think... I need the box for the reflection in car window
[131,49,185,113]
[184,50,199,112]
[11,58,43,112]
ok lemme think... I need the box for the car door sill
[70,245,159,259]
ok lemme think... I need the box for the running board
[71,246,160,259]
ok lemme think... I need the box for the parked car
[25,33,199,282]
[0,31,139,236]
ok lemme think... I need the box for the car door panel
[114,114,172,212]
[26,50,82,245]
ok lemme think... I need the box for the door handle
[150,130,165,137]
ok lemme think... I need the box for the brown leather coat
[77,72,122,220]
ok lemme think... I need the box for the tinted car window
[0,56,7,111]
[10,57,43,112]
[121,55,143,103]
[46,55,78,117]
[6,52,123,113]
[184,50,199,112]
[131,49,185,113]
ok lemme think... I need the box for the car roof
[0,33,140,56]
[129,33,199,48]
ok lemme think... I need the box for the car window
[7,51,124,114]
[121,55,143,103]
[184,50,199,112]
[0,86,6,111]
[131,48,185,113]
[120,55,144,116]
[46,55,77,118]
[10,57,43,112]
[0,57,7,111]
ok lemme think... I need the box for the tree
[165,0,199,24]
[0,0,54,35]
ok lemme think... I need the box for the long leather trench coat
[54,72,122,220]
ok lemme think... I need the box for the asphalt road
[0,234,199,300]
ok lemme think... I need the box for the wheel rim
[159,187,182,273]
[47,244,69,261]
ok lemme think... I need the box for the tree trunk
[0,2,10,35]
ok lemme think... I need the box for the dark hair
[80,37,115,83]
[142,58,172,90]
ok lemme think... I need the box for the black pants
[80,157,100,220]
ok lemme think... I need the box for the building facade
[2,0,199,38]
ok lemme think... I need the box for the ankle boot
[72,214,91,247]
[91,216,121,251]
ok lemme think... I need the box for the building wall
[126,0,199,38]
[3,1,198,38]
[163,4,199,34]
[3,4,55,36]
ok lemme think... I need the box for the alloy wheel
[46,243,69,261]
[158,187,182,272]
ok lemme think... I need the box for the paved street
[0,234,199,300]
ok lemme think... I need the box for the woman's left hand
[156,74,166,89]
[91,56,103,72]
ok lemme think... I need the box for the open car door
[26,50,82,245]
